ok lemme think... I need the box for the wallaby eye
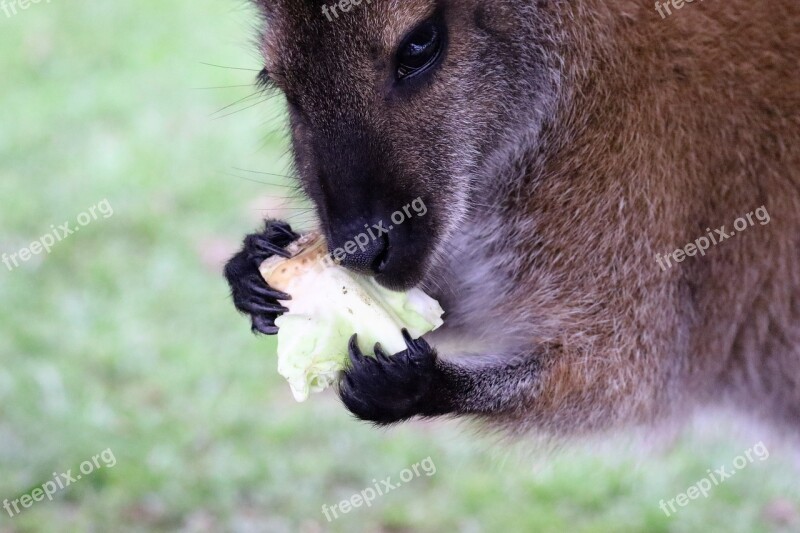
[396,20,444,80]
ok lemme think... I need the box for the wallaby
[224,0,800,436]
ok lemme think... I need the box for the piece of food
[259,232,445,402]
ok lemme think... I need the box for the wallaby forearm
[421,354,543,418]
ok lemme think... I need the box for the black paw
[339,330,439,425]
[224,220,299,335]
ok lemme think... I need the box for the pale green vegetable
[260,233,444,402]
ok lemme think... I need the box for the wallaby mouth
[372,232,391,274]
[373,224,433,291]
[328,218,390,276]
[326,217,431,291]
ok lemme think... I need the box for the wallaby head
[252,0,559,290]
[234,0,800,436]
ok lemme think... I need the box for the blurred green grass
[0,2,798,532]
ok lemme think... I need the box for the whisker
[286,214,316,221]
[232,167,298,181]
[199,62,261,72]
[193,84,257,90]
[210,91,265,117]
[251,195,304,202]
[224,172,301,191]
[212,96,274,120]
[253,207,311,211]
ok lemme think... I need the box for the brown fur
[251,0,800,437]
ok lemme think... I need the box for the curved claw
[374,342,391,360]
[252,315,278,335]
[401,328,427,354]
[348,334,364,366]
[245,301,290,314]
[401,328,414,347]
[255,240,292,259]
[272,223,300,241]
[246,282,291,301]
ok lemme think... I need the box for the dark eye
[396,20,444,80]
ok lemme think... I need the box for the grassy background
[0,1,798,531]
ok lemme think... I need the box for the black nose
[334,230,389,275]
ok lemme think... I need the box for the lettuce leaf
[260,234,444,401]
